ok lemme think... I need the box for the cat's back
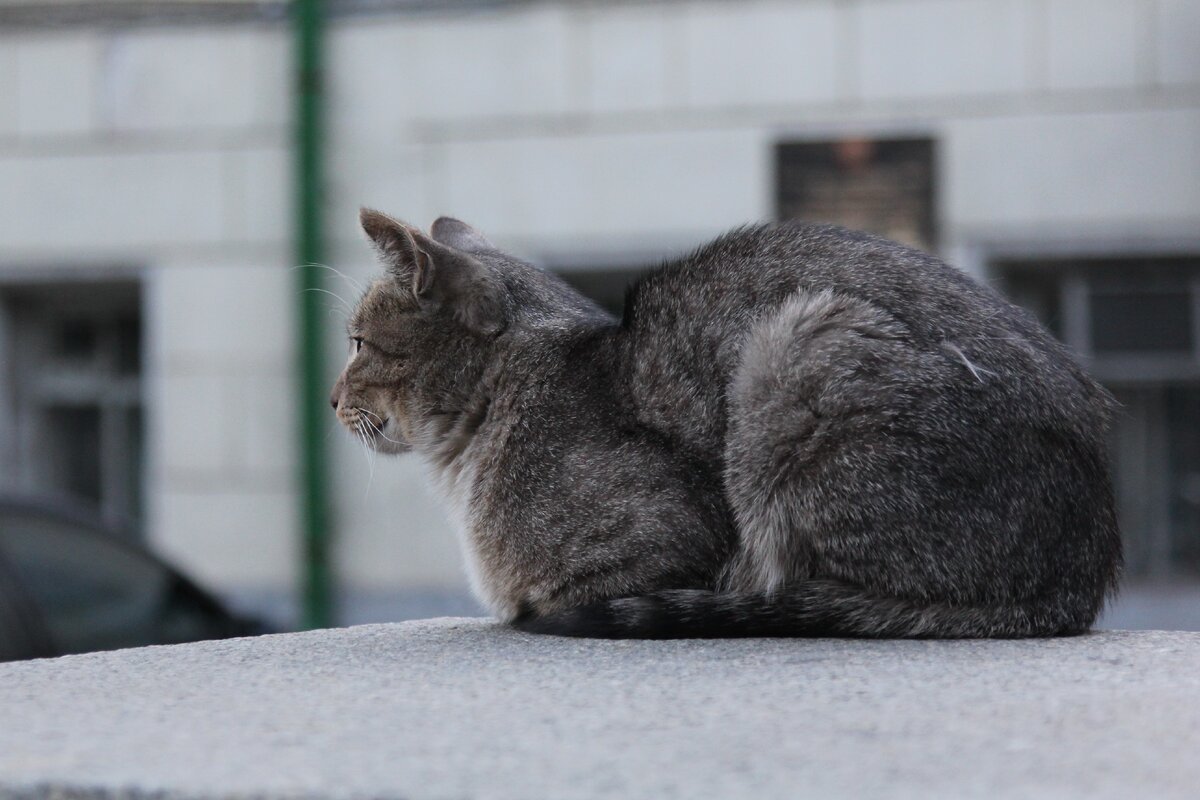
[618,222,1110,459]
[626,222,1016,347]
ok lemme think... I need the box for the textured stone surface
[101,28,288,132]
[0,43,19,136]
[0,151,228,251]
[14,32,103,136]
[1156,0,1200,86]
[438,129,769,242]
[683,0,839,107]
[579,3,678,114]
[855,0,1031,99]
[330,6,575,126]
[944,109,1200,230]
[1045,0,1149,90]
[1,619,1197,800]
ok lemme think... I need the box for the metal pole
[294,0,333,629]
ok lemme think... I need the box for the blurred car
[0,494,271,662]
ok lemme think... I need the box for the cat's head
[328,210,509,455]
[330,209,602,455]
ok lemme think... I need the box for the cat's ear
[360,208,507,336]
[430,216,494,253]
[360,208,438,296]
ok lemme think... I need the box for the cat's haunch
[331,210,1120,639]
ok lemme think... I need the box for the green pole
[294,0,333,629]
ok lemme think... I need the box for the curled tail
[512,580,1093,639]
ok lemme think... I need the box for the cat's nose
[330,375,346,412]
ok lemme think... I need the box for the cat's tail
[512,581,1094,639]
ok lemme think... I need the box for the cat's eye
[351,336,363,354]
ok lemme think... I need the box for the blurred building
[1,0,1198,627]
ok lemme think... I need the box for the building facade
[1,0,1198,625]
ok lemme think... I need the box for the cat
[330,208,1122,638]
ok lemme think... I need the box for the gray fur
[331,210,1122,638]
[430,215,495,253]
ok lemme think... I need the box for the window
[0,281,144,534]
[777,137,938,252]
[999,258,1200,382]
[995,257,1200,579]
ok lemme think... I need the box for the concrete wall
[2,0,1199,623]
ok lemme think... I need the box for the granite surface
[1,619,1197,799]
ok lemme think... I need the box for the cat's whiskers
[292,263,366,296]
[351,417,376,497]
[303,287,355,317]
[358,408,405,446]
[364,433,378,498]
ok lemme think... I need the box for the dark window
[115,315,142,376]
[777,137,938,252]
[55,319,98,361]
[43,406,103,505]
[0,282,144,532]
[1090,290,1193,354]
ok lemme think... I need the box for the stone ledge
[1,619,1197,800]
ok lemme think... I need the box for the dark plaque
[776,138,937,252]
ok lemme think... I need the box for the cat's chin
[356,414,411,454]
[375,440,413,455]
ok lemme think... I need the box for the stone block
[438,128,769,243]
[15,32,102,136]
[684,0,838,107]
[944,109,1200,230]
[253,29,291,130]
[1046,0,1148,90]
[0,150,227,251]
[2,625,1198,799]
[327,21,419,135]
[412,5,575,120]
[146,363,294,484]
[0,41,17,136]
[1156,0,1200,86]
[155,368,231,475]
[152,260,292,367]
[580,4,677,113]
[101,27,288,132]
[326,136,431,246]
[857,0,1030,99]
[229,367,295,478]
[330,5,574,125]
[223,146,290,245]
[152,486,297,589]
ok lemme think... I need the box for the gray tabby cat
[330,209,1121,638]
